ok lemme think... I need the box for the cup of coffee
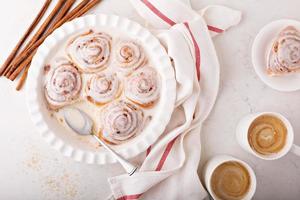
[236,112,300,160]
[203,155,256,200]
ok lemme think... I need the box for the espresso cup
[236,112,300,160]
[203,155,256,200]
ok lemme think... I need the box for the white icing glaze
[268,26,300,75]
[45,58,82,109]
[85,73,121,105]
[125,67,160,107]
[45,29,161,145]
[67,30,112,73]
[99,100,144,144]
[114,41,146,75]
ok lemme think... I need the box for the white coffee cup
[236,112,300,160]
[203,155,257,200]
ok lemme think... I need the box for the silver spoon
[63,107,138,176]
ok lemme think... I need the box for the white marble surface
[0,0,300,199]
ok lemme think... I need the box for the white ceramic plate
[26,14,176,165]
[252,19,300,92]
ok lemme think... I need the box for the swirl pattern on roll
[99,101,144,144]
[268,26,300,75]
[45,58,82,109]
[125,67,160,107]
[67,30,111,73]
[115,41,146,74]
[86,73,121,105]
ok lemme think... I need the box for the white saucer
[252,19,300,92]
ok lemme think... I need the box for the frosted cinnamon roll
[45,58,82,110]
[85,73,121,105]
[125,67,160,107]
[115,41,146,75]
[99,101,144,145]
[67,30,111,73]
[267,26,300,76]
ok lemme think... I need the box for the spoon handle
[92,135,138,176]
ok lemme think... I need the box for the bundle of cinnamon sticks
[0,0,101,90]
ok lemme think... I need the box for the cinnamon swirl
[67,30,112,73]
[99,100,144,144]
[85,73,121,105]
[115,41,146,75]
[267,26,300,75]
[125,67,160,107]
[44,58,82,110]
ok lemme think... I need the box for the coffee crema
[211,161,251,200]
[248,115,287,155]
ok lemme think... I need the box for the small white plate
[26,14,176,165]
[252,19,300,92]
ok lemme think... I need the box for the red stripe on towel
[207,25,224,33]
[184,22,201,80]
[140,0,176,26]
[155,136,178,171]
[146,145,152,157]
[140,0,223,35]
[117,194,142,200]
[117,137,179,200]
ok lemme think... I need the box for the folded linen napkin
[107,1,241,199]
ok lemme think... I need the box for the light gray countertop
[0,0,299,199]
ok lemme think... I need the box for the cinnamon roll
[67,30,112,73]
[267,26,300,76]
[85,73,121,105]
[115,41,146,75]
[45,58,82,110]
[99,100,144,144]
[125,67,160,107]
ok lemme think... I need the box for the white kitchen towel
[107,1,241,199]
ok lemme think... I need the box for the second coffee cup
[236,112,300,160]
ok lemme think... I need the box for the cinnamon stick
[8,0,91,77]
[52,0,76,25]
[11,51,34,81]
[0,0,52,76]
[9,0,101,81]
[28,0,68,48]
[6,0,67,77]
[15,0,77,88]
[16,64,30,91]
[69,0,100,20]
